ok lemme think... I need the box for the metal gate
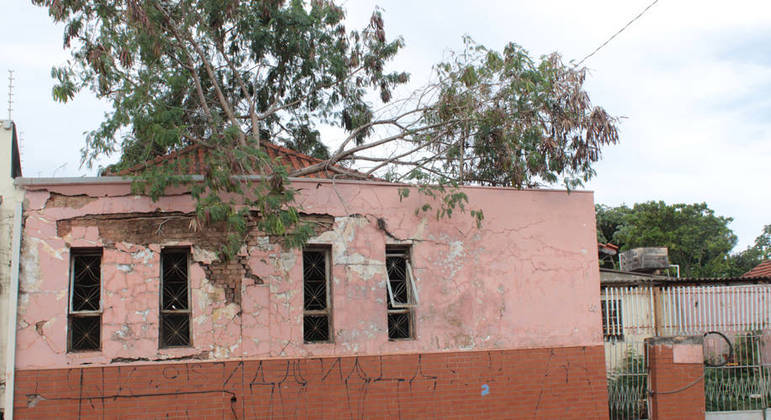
[704,331,770,418]
[659,285,771,415]
[603,286,655,419]
[606,339,649,419]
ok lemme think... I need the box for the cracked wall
[13,346,610,419]
[15,179,602,370]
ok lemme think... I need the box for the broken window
[160,249,191,347]
[303,248,332,342]
[386,246,418,340]
[68,249,102,352]
[601,299,623,341]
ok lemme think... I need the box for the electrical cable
[649,373,705,395]
[574,0,660,67]
[702,331,733,368]
[648,331,733,395]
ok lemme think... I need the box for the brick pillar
[646,336,705,420]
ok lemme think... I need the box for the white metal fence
[660,285,771,335]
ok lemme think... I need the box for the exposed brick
[45,192,98,209]
[54,211,332,304]
[15,346,609,419]
[648,341,706,419]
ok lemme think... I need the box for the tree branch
[153,1,245,145]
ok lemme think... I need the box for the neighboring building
[0,120,22,418]
[745,259,771,278]
[601,269,771,418]
[11,146,608,418]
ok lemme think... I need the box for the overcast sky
[1,0,769,251]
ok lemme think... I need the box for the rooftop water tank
[619,247,669,273]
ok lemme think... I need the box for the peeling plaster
[45,193,97,209]
[116,264,132,272]
[191,246,217,264]
[15,183,602,370]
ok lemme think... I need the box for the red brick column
[647,336,705,420]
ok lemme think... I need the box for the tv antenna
[7,70,14,121]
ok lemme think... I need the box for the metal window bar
[601,299,624,341]
[386,247,415,340]
[68,250,102,352]
[160,249,191,347]
[602,286,659,336]
[385,257,419,308]
[302,248,332,343]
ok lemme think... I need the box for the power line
[574,0,660,67]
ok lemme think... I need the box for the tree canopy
[596,201,768,278]
[724,224,770,277]
[36,0,619,256]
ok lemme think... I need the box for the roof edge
[3,121,22,178]
[15,175,591,194]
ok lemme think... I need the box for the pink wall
[16,179,602,369]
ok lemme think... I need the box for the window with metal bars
[160,249,191,347]
[303,248,332,342]
[601,299,623,341]
[68,249,102,352]
[385,246,418,340]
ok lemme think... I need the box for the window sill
[67,349,102,354]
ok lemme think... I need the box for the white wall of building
[0,121,23,414]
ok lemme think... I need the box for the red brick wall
[648,341,705,420]
[14,345,608,419]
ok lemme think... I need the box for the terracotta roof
[105,142,370,179]
[744,259,771,278]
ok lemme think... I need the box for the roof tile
[744,259,771,278]
[106,142,371,180]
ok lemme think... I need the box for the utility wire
[649,373,705,395]
[574,0,660,67]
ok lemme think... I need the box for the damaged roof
[105,142,371,179]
